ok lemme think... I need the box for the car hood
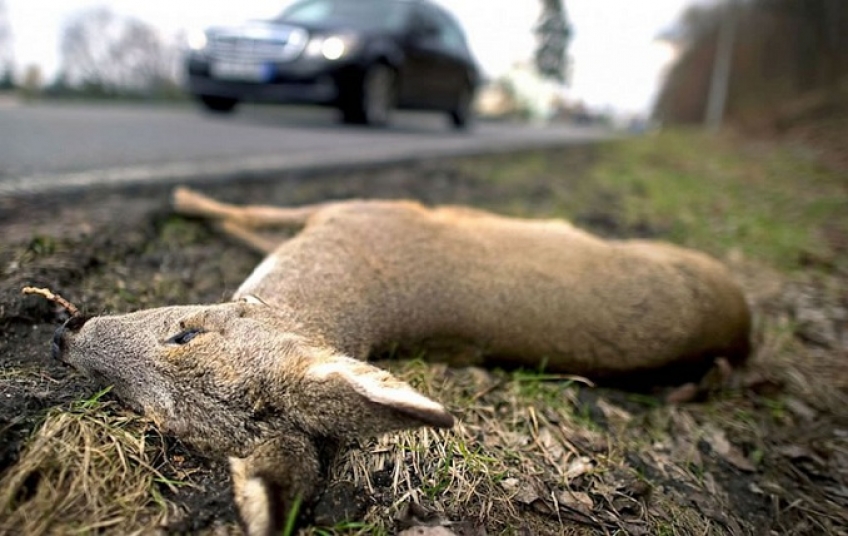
[207,21,304,40]
[208,19,388,40]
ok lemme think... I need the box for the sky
[3,0,705,115]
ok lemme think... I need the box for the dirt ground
[1,136,847,535]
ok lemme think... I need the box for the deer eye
[165,328,205,345]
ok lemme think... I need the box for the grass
[591,131,846,270]
[333,364,614,535]
[311,522,385,536]
[2,128,847,534]
[0,395,170,535]
[459,129,847,271]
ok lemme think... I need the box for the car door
[398,4,452,108]
[431,9,474,99]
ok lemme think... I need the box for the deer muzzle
[52,315,91,364]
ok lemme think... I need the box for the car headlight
[187,29,208,52]
[305,34,358,61]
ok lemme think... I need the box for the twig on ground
[21,286,81,317]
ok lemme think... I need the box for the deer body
[233,200,749,376]
[52,189,751,536]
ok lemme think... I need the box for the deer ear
[306,355,455,432]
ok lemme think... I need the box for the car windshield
[278,0,408,31]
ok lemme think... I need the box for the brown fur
[52,188,751,535]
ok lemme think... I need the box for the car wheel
[343,64,396,126]
[449,85,473,130]
[200,96,239,114]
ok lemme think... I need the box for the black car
[185,0,480,128]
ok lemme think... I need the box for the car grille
[209,27,308,63]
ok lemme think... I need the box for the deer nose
[52,315,90,362]
[52,325,67,362]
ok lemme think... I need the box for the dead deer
[50,187,751,535]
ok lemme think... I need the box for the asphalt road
[0,100,611,197]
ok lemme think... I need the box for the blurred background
[2,0,843,129]
[0,0,845,198]
[2,0,678,122]
[0,0,846,185]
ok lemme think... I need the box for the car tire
[449,85,473,130]
[342,64,396,126]
[199,96,239,114]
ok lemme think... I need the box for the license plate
[210,61,272,82]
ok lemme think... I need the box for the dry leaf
[556,489,594,512]
[536,427,566,464]
[502,476,549,507]
[702,425,756,472]
[398,528,458,536]
[565,456,596,480]
[596,399,633,423]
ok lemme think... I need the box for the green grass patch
[587,130,847,270]
[457,130,846,271]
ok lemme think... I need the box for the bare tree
[60,8,111,89]
[59,7,177,95]
[534,0,572,83]
[110,18,171,91]
[655,0,848,125]
[0,0,14,87]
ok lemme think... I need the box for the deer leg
[215,220,280,255]
[172,187,329,229]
